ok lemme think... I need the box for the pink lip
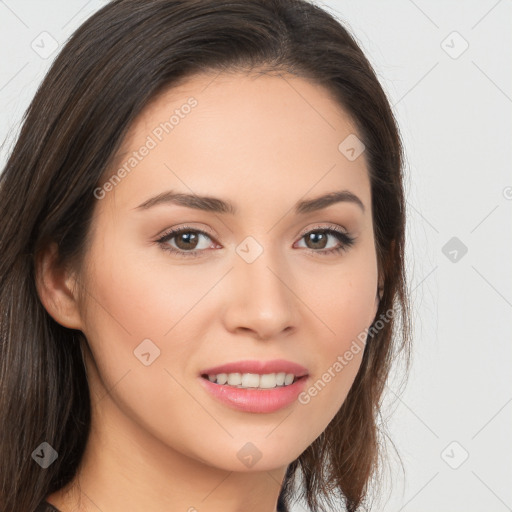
[198,375,309,413]
[200,359,309,377]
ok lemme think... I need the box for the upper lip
[200,359,309,377]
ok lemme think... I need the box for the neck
[46,387,287,512]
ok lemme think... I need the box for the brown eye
[296,228,356,255]
[304,231,329,250]
[156,225,355,258]
[157,227,216,257]
[173,231,201,250]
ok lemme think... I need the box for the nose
[221,247,299,341]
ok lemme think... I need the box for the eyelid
[155,221,355,257]
[155,223,217,240]
[156,222,349,241]
[297,222,350,238]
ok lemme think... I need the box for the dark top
[37,499,288,512]
[35,502,61,512]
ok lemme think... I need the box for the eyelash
[156,224,356,259]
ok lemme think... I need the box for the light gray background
[1,1,511,511]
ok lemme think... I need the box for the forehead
[100,71,370,216]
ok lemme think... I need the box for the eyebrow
[134,189,365,215]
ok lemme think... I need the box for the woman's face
[75,71,380,472]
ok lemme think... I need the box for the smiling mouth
[200,373,307,389]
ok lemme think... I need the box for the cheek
[78,244,211,456]
[302,249,378,347]
[84,236,213,339]
[295,255,378,425]
[78,237,205,393]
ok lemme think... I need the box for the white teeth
[227,373,242,386]
[242,373,260,388]
[275,372,286,386]
[284,373,295,385]
[216,373,228,385]
[258,373,277,389]
[205,372,299,388]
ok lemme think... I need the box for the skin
[37,71,381,512]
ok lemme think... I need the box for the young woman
[0,1,411,511]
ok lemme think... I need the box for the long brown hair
[0,1,411,510]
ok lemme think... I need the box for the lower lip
[198,375,309,413]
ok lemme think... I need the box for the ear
[34,242,83,330]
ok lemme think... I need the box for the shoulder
[34,501,62,512]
